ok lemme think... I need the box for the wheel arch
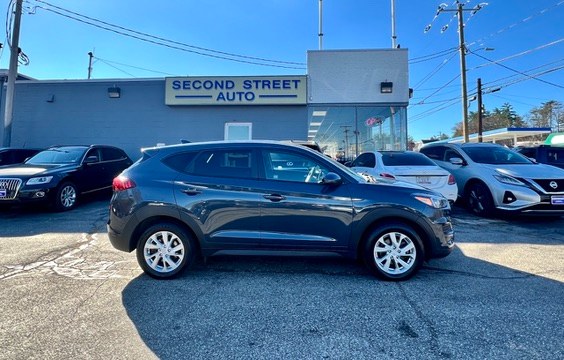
[353,209,432,261]
[129,214,203,257]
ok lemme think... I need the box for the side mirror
[84,156,99,164]
[449,157,464,166]
[321,172,342,185]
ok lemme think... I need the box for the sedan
[420,142,564,217]
[0,145,132,211]
[350,151,457,203]
[108,140,454,281]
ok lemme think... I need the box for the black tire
[136,223,196,279]
[53,181,78,211]
[466,182,495,218]
[363,223,424,281]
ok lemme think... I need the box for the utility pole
[457,2,469,143]
[341,125,351,160]
[87,51,94,79]
[2,0,23,147]
[433,1,486,143]
[477,78,483,142]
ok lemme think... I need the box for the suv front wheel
[136,223,196,279]
[363,223,424,281]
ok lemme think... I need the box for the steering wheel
[305,165,321,183]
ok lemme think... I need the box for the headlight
[493,173,525,186]
[26,176,53,185]
[414,194,450,209]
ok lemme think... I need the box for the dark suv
[514,145,564,170]
[0,145,132,211]
[108,141,454,281]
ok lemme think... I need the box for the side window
[165,150,254,178]
[351,153,375,168]
[547,149,564,164]
[263,150,329,183]
[163,152,199,173]
[101,148,126,161]
[84,149,100,163]
[421,146,446,161]
[443,149,462,162]
[191,149,254,179]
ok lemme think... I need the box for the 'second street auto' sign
[165,76,307,105]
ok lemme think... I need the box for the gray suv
[420,142,564,217]
[108,141,454,281]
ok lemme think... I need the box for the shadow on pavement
[122,249,564,359]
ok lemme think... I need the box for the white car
[350,151,458,202]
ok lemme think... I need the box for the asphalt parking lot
[0,196,563,360]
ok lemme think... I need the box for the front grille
[0,178,22,200]
[531,179,564,193]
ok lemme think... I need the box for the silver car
[420,142,564,217]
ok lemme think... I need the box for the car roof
[141,140,322,155]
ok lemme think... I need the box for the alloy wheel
[373,231,416,275]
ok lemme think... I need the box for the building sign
[165,76,307,105]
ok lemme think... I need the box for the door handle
[263,194,285,202]
[181,188,202,195]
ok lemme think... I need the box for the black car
[108,141,454,281]
[0,145,133,211]
[0,148,42,166]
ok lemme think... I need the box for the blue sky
[2,0,563,141]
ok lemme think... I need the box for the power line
[471,51,564,89]
[93,56,176,76]
[470,38,564,71]
[33,1,306,70]
[467,0,564,48]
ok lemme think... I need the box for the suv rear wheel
[136,223,196,279]
[363,223,424,281]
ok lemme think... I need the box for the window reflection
[307,106,407,163]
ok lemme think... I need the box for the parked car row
[0,145,132,211]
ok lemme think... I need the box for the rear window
[381,152,436,166]
[547,148,564,165]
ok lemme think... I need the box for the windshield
[328,157,367,182]
[464,146,532,165]
[26,147,86,165]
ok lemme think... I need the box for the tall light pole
[3,0,23,147]
[318,0,323,50]
[391,0,397,48]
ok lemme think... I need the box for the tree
[451,103,524,137]
[527,101,563,130]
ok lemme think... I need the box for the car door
[70,148,104,193]
[172,148,263,248]
[258,148,353,250]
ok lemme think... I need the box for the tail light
[112,175,136,191]
[448,174,456,185]
[379,172,396,180]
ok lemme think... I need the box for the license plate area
[0,189,6,198]
[551,195,564,205]
[416,176,431,185]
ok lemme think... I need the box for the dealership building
[1,49,410,160]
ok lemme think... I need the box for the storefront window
[308,106,407,162]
